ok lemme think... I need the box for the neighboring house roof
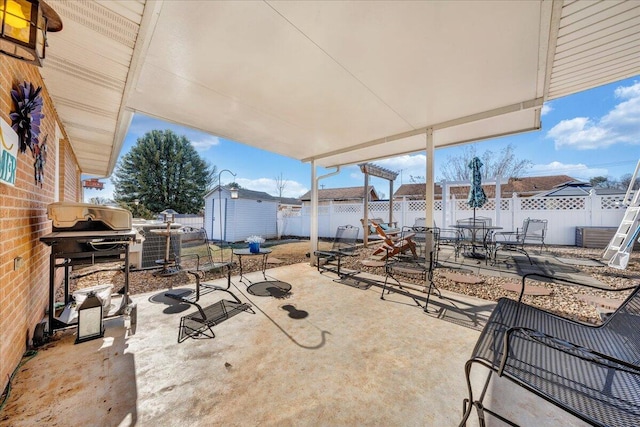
[277,197,303,206]
[300,186,379,202]
[535,181,629,197]
[205,185,277,201]
[394,175,577,199]
[500,175,577,197]
[394,183,429,198]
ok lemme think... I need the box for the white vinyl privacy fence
[280,193,632,246]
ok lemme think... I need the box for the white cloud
[130,114,222,152]
[377,154,427,169]
[541,102,553,116]
[546,81,640,149]
[528,161,608,181]
[360,155,428,183]
[236,177,308,198]
[614,83,640,98]
[191,135,220,151]
[349,171,361,181]
[546,117,612,149]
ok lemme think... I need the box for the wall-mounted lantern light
[0,0,63,66]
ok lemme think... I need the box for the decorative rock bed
[66,244,640,325]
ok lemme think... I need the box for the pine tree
[112,130,215,214]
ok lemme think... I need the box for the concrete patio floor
[1,262,590,426]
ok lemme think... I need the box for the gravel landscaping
[67,240,640,325]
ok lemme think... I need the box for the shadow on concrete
[148,289,191,314]
[233,282,330,350]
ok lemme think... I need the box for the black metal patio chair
[381,226,441,312]
[459,273,640,427]
[490,218,547,264]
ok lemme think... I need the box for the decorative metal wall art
[33,134,46,186]
[10,80,47,185]
[10,81,43,153]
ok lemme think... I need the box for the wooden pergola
[359,163,398,247]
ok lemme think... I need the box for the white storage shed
[204,186,278,242]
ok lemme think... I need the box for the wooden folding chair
[370,221,417,260]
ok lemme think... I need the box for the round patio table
[452,224,502,259]
[233,248,272,284]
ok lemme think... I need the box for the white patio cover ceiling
[40,0,640,176]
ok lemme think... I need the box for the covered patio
[2,261,591,426]
[3,1,640,426]
[43,0,640,238]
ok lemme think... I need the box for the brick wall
[0,56,77,393]
[60,131,81,201]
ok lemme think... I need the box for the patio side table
[233,248,272,284]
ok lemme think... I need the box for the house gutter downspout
[310,162,341,266]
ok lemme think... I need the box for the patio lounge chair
[460,273,640,427]
[381,226,440,312]
[314,225,360,278]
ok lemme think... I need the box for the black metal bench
[166,281,253,343]
[176,296,253,343]
[177,227,236,290]
[314,225,360,278]
[460,273,640,427]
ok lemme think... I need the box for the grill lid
[47,202,132,231]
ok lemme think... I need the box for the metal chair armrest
[492,230,519,243]
[500,326,640,377]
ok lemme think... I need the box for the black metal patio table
[233,247,272,284]
[453,224,502,259]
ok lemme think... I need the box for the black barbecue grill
[40,202,137,336]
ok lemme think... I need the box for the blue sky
[84,75,640,202]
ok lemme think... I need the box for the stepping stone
[502,282,553,296]
[361,259,385,267]
[442,272,484,284]
[576,294,623,310]
[267,257,283,264]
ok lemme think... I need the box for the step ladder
[602,160,640,269]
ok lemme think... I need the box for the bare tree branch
[275,172,287,198]
[439,143,532,181]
